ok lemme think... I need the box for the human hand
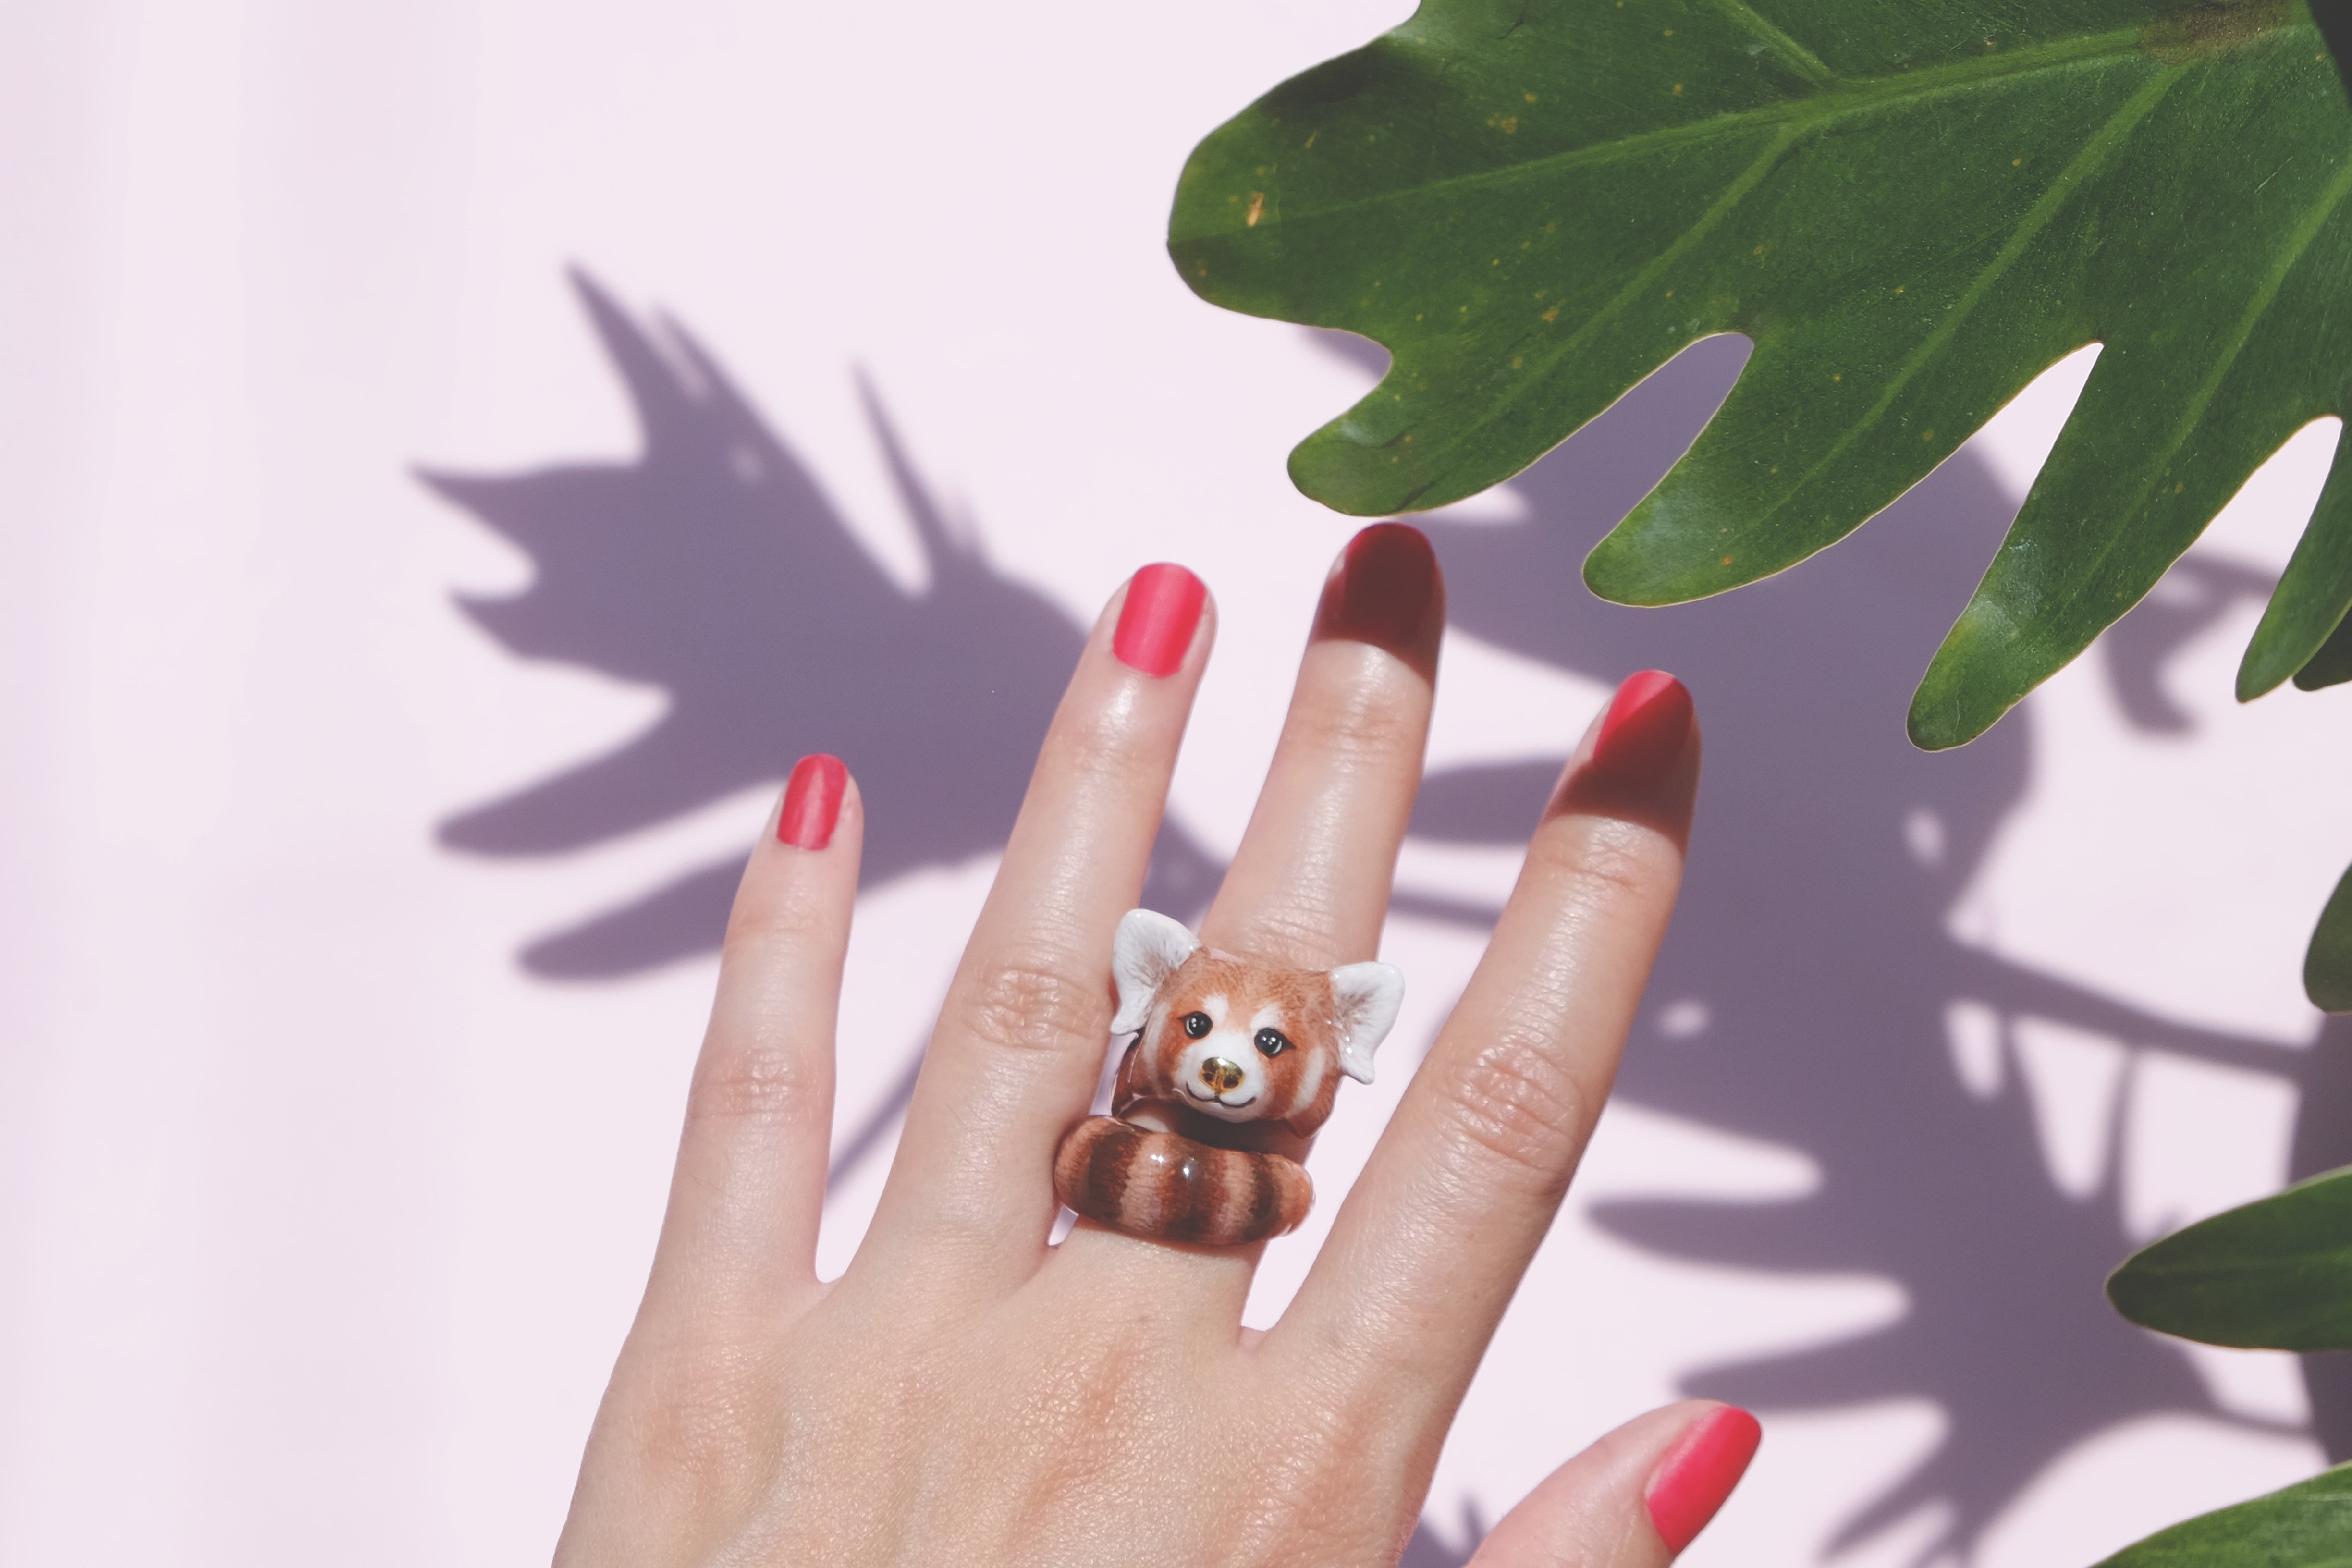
[554,523,1754,1566]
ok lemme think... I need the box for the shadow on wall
[1352,331,2321,1564]
[425,274,2336,1566]
[422,270,1223,978]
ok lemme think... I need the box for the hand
[553,523,1752,1566]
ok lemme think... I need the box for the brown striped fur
[1053,1116,1312,1245]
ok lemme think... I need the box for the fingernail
[1645,1405,1761,1554]
[1113,563,1207,677]
[1316,522,1440,649]
[778,754,847,849]
[1592,670,1693,787]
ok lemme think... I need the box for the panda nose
[1199,1057,1245,1094]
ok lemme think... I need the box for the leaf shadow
[420,270,1225,1186]
[422,269,1224,981]
[1354,327,2337,1562]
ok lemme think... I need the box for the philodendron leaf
[2298,601,2352,690]
[2090,1466,2352,1565]
[2310,860,2352,1011]
[1171,0,2352,747]
[2107,1166,2352,1348]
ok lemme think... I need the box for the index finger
[1268,671,1699,1415]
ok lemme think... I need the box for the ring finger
[1274,673,1699,1427]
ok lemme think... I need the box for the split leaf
[1171,0,2352,747]
[2309,860,2352,1011]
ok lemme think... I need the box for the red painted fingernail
[1316,522,1439,650]
[1645,1406,1761,1554]
[1592,670,1693,787]
[778,753,847,849]
[1113,564,1207,677]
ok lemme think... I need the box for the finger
[1467,1402,1762,1567]
[860,566,1213,1272]
[1050,524,1439,1297]
[639,755,862,1328]
[1275,670,1697,1410]
[1202,520,1442,968]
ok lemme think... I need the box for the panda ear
[1329,961,1406,1084]
[1109,909,1200,1034]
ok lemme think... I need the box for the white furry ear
[1109,909,1200,1034]
[1329,961,1406,1084]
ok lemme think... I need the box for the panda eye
[1182,1012,1213,1039]
[1254,1028,1292,1058]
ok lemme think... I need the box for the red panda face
[1106,909,1407,1140]
[1135,952,1344,1130]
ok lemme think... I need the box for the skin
[555,537,1726,1567]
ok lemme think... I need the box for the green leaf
[2310,858,2352,1010]
[2295,599,2352,689]
[1171,0,2352,747]
[2244,419,2352,698]
[2107,1166,2352,1347]
[2089,1466,2352,1565]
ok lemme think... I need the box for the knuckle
[1534,816,1674,900]
[721,886,830,958]
[957,956,1107,1061]
[1434,1035,1589,1197]
[1289,680,1422,768]
[686,1044,815,1129]
[1223,902,1346,970]
[617,1336,774,1487]
[1039,703,1156,790]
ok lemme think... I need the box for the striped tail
[1053,1116,1312,1246]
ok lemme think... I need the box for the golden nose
[1199,1057,1245,1094]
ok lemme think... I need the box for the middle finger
[1051,523,1443,1312]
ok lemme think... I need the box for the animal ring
[1052,909,1405,1246]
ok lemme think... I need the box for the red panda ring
[1050,908,1406,1248]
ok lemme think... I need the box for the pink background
[6,3,2352,1564]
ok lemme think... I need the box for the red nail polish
[1645,1406,1761,1554]
[1113,563,1207,677]
[778,754,847,849]
[1592,670,1693,786]
[1316,522,1440,650]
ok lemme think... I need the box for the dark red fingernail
[1592,670,1693,787]
[778,754,847,849]
[1316,522,1440,651]
[1645,1406,1761,1554]
[1113,564,1207,677]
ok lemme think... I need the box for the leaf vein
[1243,22,2159,233]
[2054,145,2352,627]
[1699,0,1835,86]
[1767,67,2184,526]
[1396,124,1801,496]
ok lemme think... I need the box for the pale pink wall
[3,4,2348,1566]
